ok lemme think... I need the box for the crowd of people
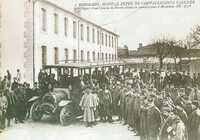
[0,69,42,133]
[78,67,200,140]
[1,67,200,140]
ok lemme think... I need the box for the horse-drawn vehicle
[29,61,125,125]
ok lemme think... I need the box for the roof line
[38,0,119,37]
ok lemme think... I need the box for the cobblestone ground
[0,117,140,140]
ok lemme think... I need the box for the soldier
[97,87,106,121]
[14,84,26,123]
[38,69,48,94]
[16,69,22,83]
[91,88,99,123]
[32,82,41,96]
[0,90,8,132]
[102,85,113,122]
[126,87,134,129]
[146,94,161,140]
[11,77,18,92]
[160,112,187,140]
[110,81,121,117]
[6,70,12,89]
[119,83,127,122]
[133,88,141,135]
[140,96,148,140]
[188,101,200,140]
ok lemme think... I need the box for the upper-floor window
[64,17,68,36]
[109,35,111,47]
[80,24,84,41]
[73,21,77,38]
[105,34,108,47]
[97,30,100,45]
[41,8,47,31]
[115,37,117,48]
[112,36,114,48]
[54,13,58,34]
[92,28,95,43]
[101,32,104,45]
[87,26,90,42]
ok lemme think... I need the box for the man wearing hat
[102,85,113,122]
[146,93,161,140]
[188,101,200,140]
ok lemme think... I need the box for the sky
[49,0,200,50]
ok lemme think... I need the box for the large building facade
[0,0,119,84]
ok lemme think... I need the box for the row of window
[41,8,117,48]
[41,46,116,65]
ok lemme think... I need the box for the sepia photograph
[0,0,200,140]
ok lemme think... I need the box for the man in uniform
[188,101,200,140]
[0,90,8,132]
[140,96,148,140]
[102,85,113,122]
[146,94,161,140]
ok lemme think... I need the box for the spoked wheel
[60,105,75,126]
[30,101,43,121]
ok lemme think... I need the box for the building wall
[24,0,34,83]
[0,0,25,80]
[0,0,119,84]
[34,0,118,81]
[0,3,2,75]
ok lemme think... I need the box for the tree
[189,25,200,48]
[169,40,186,71]
[152,38,171,72]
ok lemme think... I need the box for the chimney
[139,43,143,48]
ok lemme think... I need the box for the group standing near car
[1,67,200,140]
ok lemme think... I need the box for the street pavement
[0,117,140,140]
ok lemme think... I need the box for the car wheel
[30,101,43,121]
[60,105,74,126]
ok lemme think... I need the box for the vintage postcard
[0,0,199,140]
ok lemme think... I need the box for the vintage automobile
[29,88,82,126]
[29,61,125,125]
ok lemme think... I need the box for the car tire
[60,105,74,126]
[30,101,43,121]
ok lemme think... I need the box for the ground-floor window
[81,50,84,62]
[73,49,77,63]
[64,48,68,63]
[54,47,59,64]
[41,46,47,65]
